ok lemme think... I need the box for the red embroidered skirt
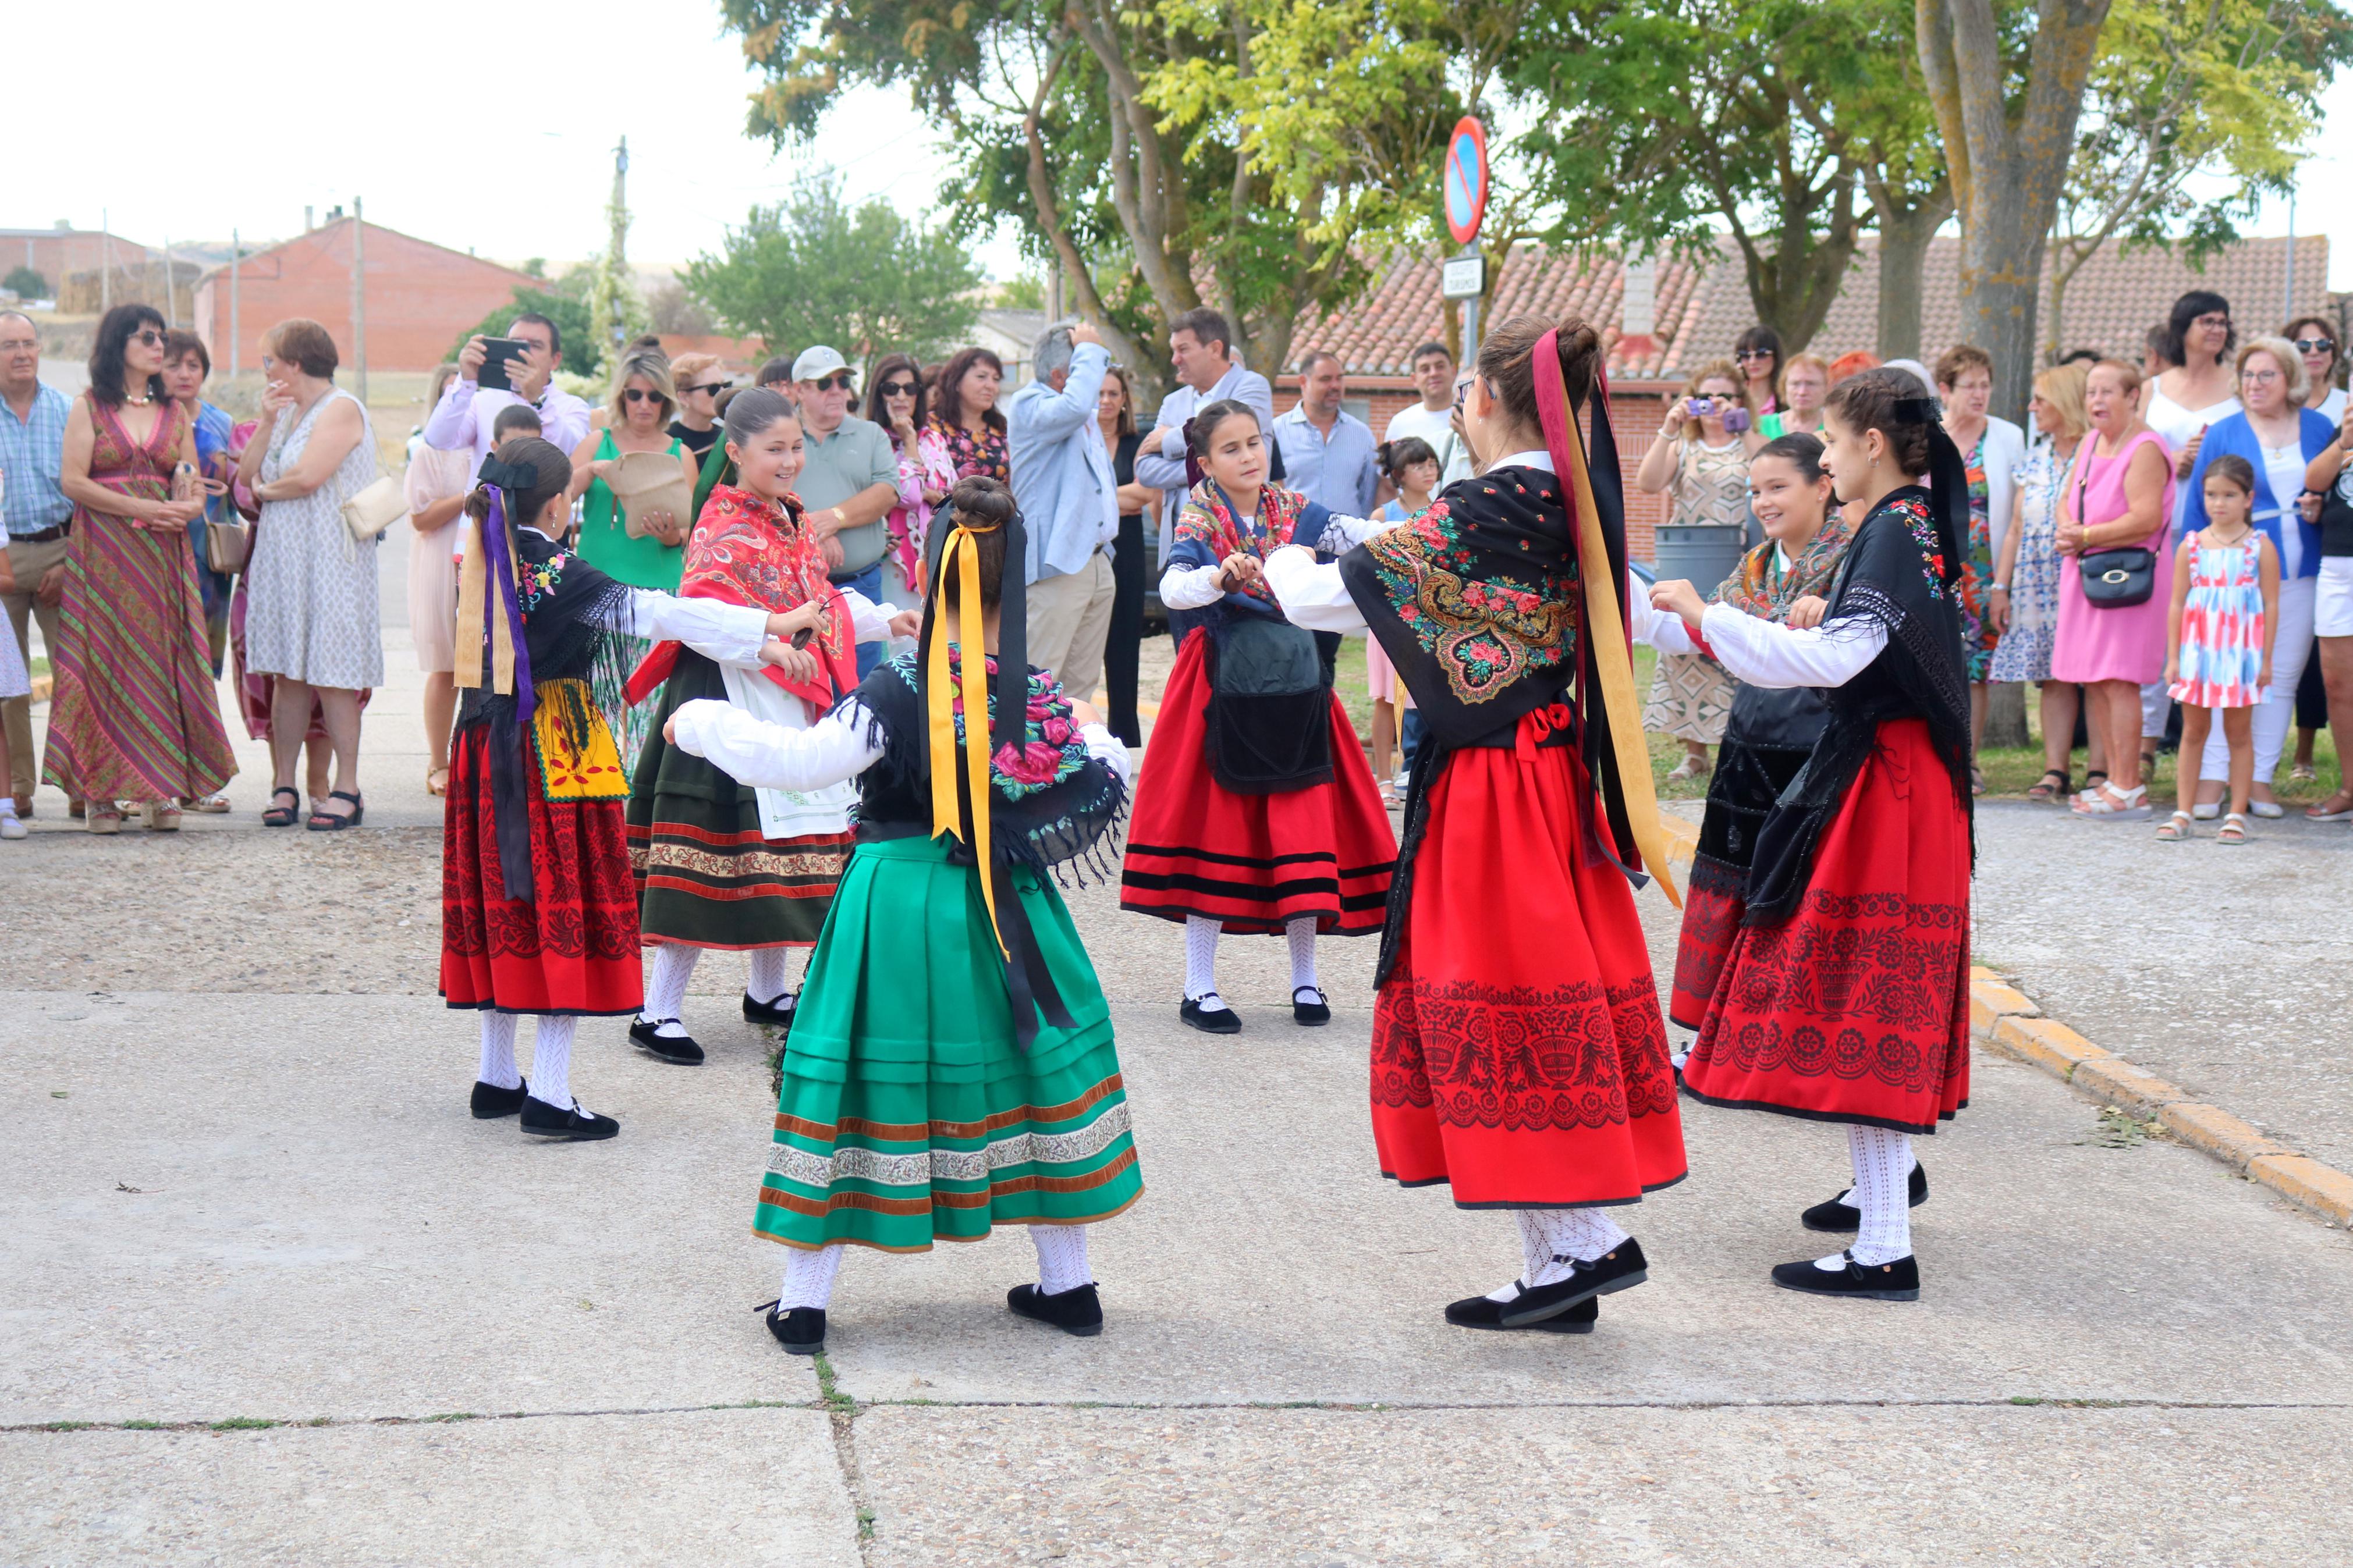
[1120,630,1395,936]
[1370,742,1687,1207]
[1668,856,1745,1031]
[439,724,645,1016]
[1680,719,1972,1135]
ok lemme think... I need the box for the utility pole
[2284,182,2298,319]
[163,236,175,327]
[229,230,240,379]
[350,198,368,403]
[101,209,111,314]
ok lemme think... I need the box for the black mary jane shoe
[1007,1282,1104,1337]
[629,1017,706,1065]
[1771,1250,1921,1302]
[469,1078,529,1119]
[1498,1238,1649,1328]
[1291,986,1332,1026]
[261,786,303,829]
[1179,995,1241,1035]
[743,990,797,1030]
[305,789,364,831]
[1800,1161,1929,1233]
[518,1096,620,1142]
[1446,1291,1599,1334]
[761,1300,827,1355]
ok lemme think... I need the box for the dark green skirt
[626,652,852,949]
[754,835,1142,1252]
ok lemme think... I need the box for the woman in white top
[234,317,379,831]
[2145,291,2241,507]
[2286,315,2348,425]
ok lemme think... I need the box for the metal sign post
[1442,117,1489,356]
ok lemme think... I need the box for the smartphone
[478,337,527,393]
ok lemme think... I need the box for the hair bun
[949,474,1016,531]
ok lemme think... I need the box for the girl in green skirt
[664,476,1140,1353]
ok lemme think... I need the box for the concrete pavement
[5,521,2353,1562]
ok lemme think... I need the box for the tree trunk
[1983,680,2030,749]
[1872,183,1952,361]
[1955,203,2054,426]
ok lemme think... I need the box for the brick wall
[191,220,540,373]
[1280,374,1674,563]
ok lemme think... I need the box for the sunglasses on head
[622,387,665,404]
[877,379,918,397]
[2295,337,2336,355]
[809,372,855,392]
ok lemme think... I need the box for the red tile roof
[1291,233,2335,381]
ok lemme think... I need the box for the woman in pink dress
[2050,360,2177,819]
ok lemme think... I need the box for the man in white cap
[792,346,903,678]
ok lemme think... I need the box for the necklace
[123,391,153,407]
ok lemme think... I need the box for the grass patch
[422,1412,480,1424]
[119,1420,164,1431]
[2008,1395,2045,1406]
[209,1417,278,1431]
[857,1509,877,1541]
[2083,1105,2163,1150]
[41,1420,98,1431]
[812,1351,855,1414]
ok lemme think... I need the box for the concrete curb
[1968,970,2353,1226]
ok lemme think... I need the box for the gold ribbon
[452,513,517,696]
[925,526,1007,957]
[1555,389,1683,909]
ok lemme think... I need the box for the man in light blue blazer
[1008,319,1120,703]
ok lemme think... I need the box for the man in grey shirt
[1272,350,1379,517]
[790,346,903,678]
[1134,307,1273,568]
[1008,319,1119,703]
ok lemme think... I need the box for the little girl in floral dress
[2160,454,2279,844]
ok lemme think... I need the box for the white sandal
[2073,782,2150,820]
[2217,812,2249,844]
[2154,810,2194,841]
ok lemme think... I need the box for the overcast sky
[13,3,2352,290]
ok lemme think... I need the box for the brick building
[190,218,541,373]
[1,226,148,297]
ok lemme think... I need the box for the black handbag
[2074,467,2157,608]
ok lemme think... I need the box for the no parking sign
[1444,117,1488,247]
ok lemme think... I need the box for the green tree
[682,169,981,361]
[450,272,602,379]
[2043,0,2352,356]
[3,266,49,301]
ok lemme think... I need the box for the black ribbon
[478,457,537,492]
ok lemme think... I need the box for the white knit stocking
[1184,916,1225,1008]
[747,945,796,1006]
[477,1013,521,1090]
[1032,1225,1095,1295]
[526,1015,577,1108]
[640,943,699,1037]
[1286,915,1319,997]
[1490,1207,1632,1299]
[1841,1125,1914,1267]
[779,1244,844,1311]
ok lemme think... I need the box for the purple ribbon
[482,489,536,728]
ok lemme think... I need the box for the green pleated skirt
[754,834,1142,1253]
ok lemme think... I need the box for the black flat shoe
[1445,1292,1599,1333]
[1801,1161,1929,1233]
[1007,1282,1103,1336]
[1179,995,1240,1035]
[519,1096,620,1141]
[743,990,797,1029]
[1498,1238,1649,1327]
[761,1300,826,1355]
[630,1017,705,1065]
[1771,1250,1920,1302]
[470,1078,528,1119]
[1291,986,1331,1026]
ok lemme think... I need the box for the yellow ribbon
[1559,404,1683,909]
[452,512,517,697]
[924,527,1008,957]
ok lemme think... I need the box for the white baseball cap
[792,345,849,381]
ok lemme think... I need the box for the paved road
[6,546,2353,1563]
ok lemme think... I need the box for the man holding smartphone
[424,312,592,468]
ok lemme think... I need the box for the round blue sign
[1444,117,1488,246]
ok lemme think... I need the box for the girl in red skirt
[1120,399,1397,1032]
[440,438,822,1140]
[1265,316,1689,1334]
[1650,367,1976,1302]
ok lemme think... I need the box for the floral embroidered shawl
[1171,479,1315,610]
[1713,509,1855,625]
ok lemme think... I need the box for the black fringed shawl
[1741,484,1975,923]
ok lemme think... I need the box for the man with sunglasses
[791,346,903,678]
[423,312,591,468]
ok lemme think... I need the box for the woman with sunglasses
[1734,325,1783,416]
[667,353,729,460]
[570,348,699,591]
[2283,317,2344,784]
[865,351,955,638]
[47,304,237,833]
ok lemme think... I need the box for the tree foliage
[3,266,49,301]
[682,169,982,361]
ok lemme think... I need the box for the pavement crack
[812,1352,879,1560]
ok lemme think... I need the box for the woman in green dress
[664,476,1140,1354]
[570,349,701,766]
